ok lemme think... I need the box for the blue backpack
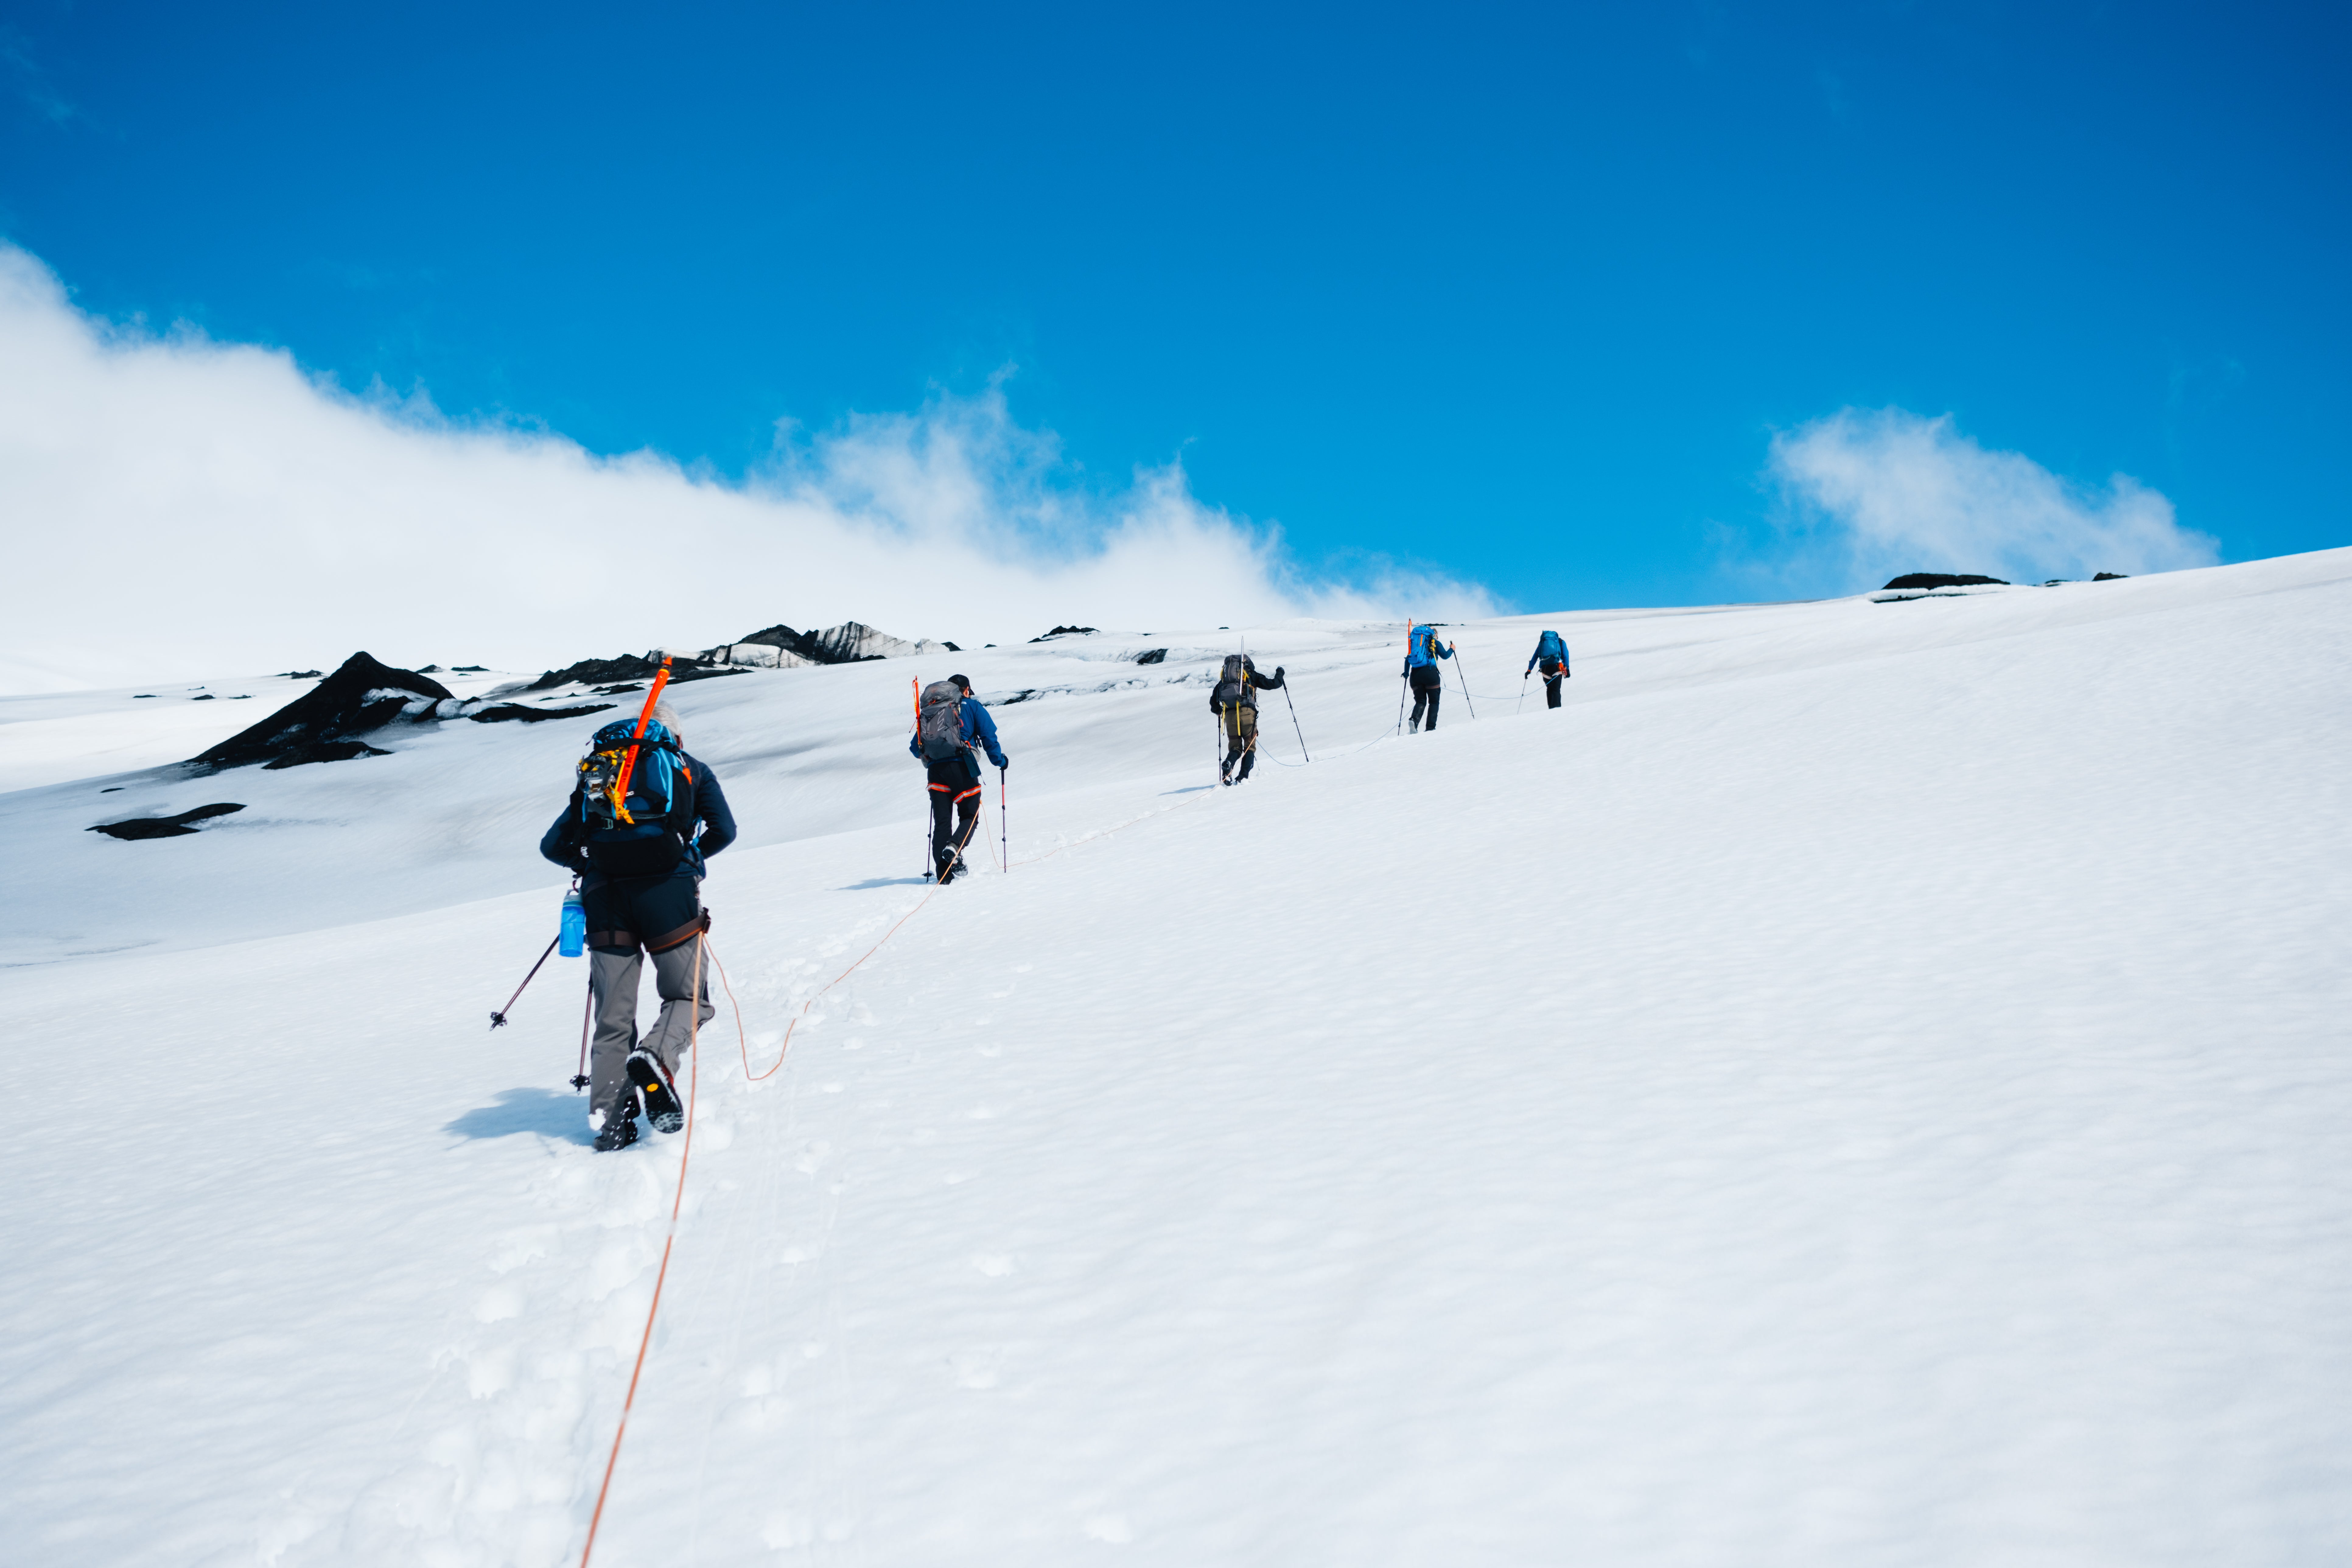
[575,719,698,876]
[1535,629,1567,665]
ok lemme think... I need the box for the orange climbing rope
[578,931,704,1568]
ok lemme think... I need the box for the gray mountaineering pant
[587,936,715,1124]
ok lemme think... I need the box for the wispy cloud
[1,27,78,125]
[1764,406,2219,590]
[0,245,1496,688]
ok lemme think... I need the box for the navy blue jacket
[909,695,1009,769]
[541,750,737,885]
[1526,630,1569,674]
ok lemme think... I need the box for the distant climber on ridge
[1211,654,1285,785]
[1524,628,1570,709]
[540,699,737,1151]
[912,674,1008,882]
[1403,624,1453,732]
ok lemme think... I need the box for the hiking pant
[927,754,982,870]
[1408,666,1443,730]
[1538,659,1563,709]
[1219,703,1258,782]
[587,932,713,1123]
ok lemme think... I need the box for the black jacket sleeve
[540,792,589,874]
[1247,664,1285,691]
[690,757,737,859]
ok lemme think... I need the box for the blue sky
[3,0,2346,612]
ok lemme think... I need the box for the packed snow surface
[4,551,2349,1566]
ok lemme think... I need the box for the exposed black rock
[191,652,452,772]
[728,624,891,665]
[100,787,123,793]
[420,664,444,673]
[266,741,392,769]
[1030,625,1099,642]
[528,653,666,690]
[943,642,962,652]
[1136,648,1169,665]
[593,683,646,695]
[2094,571,2129,581]
[134,694,155,698]
[280,670,323,679]
[1882,573,2010,590]
[470,703,618,725]
[191,694,215,701]
[90,803,246,841]
[454,664,488,672]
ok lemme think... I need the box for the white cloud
[0,245,1495,689]
[1767,407,2219,590]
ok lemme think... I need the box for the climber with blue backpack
[1525,628,1571,709]
[1402,623,1454,733]
[911,674,1009,883]
[540,697,737,1151]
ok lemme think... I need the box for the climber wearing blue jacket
[1403,624,1454,733]
[1525,629,1570,709]
[909,674,1008,882]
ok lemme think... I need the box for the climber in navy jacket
[1524,629,1570,709]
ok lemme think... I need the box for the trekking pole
[1452,645,1477,719]
[489,936,560,1030]
[571,980,593,1089]
[1396,620,1412,734]
[1518,672,1528,714]
[1282,680,1310,761]
[999,767,1008,871]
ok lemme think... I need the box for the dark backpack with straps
[574,719,698,877]
[918,680,970,762]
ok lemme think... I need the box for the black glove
[1274,666,1285,679]
[996,756,1010,770]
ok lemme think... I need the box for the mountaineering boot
[626,1047,685,1134]
[593,1089,640,1151]
[1408,716,1421,734]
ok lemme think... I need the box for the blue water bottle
[559,887,586,957]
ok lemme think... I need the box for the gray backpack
[918,680,968,761]
[1213,654,1255,711]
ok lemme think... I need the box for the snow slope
[4,551,2349,1566]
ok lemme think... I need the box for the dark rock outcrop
[266,740,391,769]
[89,803,246,841]
[1030,625,1099,642]
[2094,572,2129,581]
[1882,573,2010,590]
[528,653,667,690]
[527,653,750,690]
[191,653,450,772]
[470,703,618,725]
[1135,648,1169,665]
